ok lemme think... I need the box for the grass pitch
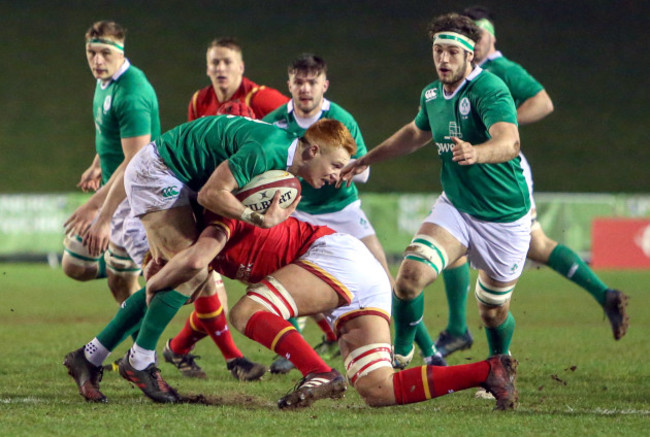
[1,263,648,436]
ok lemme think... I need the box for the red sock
[245,311,330,375]
[315,317,337,342]
[194,294,242,361]
[170,311,207,355]
[392,361,490,404]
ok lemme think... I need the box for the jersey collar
[286,138,299,169]
[479,50,503,66]
[442,65,483,99]
[99,58,131,89]
[288,98,331,129]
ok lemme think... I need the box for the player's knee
[353,368,396,407]
[61,255,98,281]
[61,235,103,281]
[527,230,557,263]
[244,276,298,320]
[396,234,447,298]
[229,297,259,333]
[395,268,428,300]
[474,277,513,326]
[345,343,394,407]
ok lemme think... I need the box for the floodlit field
[1,263,648,436]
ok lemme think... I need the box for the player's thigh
[271,264,342,314]
[527,223,558,263]
[139,204,198,260]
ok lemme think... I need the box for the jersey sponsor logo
[161,186,179,198]
[459,97,471,116]
[435,142,454,155]
[424,88,438,101]
[103,96,112,113]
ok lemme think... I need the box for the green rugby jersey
[263,99,367,214]
[414,67,529,222]
[92,61,160,184]
[155,115,298,191]
[481,51,544,107]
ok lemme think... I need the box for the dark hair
[288,53,327,77]
[426,13,481,44]
[208,37,242,54]
[462,5,495,23]
[85,21,126,42]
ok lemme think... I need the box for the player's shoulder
[262,103,290,122]
[323,101,357,123]
[471,68,509,92]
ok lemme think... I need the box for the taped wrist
[241,207,265,227]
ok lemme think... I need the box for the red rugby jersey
[205,215,335,284]
[187,77,289,121]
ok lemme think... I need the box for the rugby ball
[235,170,301,213]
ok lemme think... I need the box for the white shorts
[109,198,149,266]
[424,193,530,282]
[294,233,391,334]
[292,200,376,240]
[124,143,195,217]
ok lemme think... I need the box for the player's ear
[322,79,330,93]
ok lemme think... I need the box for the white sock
[129,344,156,370]
[84,338,111,367]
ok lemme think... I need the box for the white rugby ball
[235,170,301,213]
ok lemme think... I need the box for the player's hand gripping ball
[235,170,301,213]
[216,100,256,118]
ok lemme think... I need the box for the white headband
[433,32,475,51]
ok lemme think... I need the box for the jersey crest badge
[459,97,471,116]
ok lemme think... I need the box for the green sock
[96,255,107,279]
[414,320,437,358]
[485,312,515,356]
[96,287,147,350]
[135,289,188,350]
[287,316,302,332]
[442,262,471,336]
[547,244,608,306]
[392,291,424,356]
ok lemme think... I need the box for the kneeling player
[145,214,518,410]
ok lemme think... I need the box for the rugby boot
[435,329,474,357]
[63,347,107,403]
[392,345,415,370]
[162,339,207,378]
[603,289,629,340]
[227,357,267,381]
[313,336,340,359]
[277,368,347,409]
[118,351,180,403]
[480,354,518,410]
[270,356,296,374]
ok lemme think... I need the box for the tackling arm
[146,224,228,294]
[339,121,432,186]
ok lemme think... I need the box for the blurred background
[1,0,647,194]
